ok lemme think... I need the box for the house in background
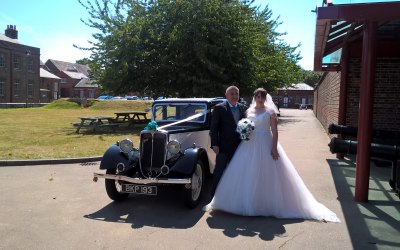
[39,60,60,102]
[0,25,41,104]
[0,25,91,104]
[74,77,98,99]
[44,59,99,98]
[272,83,314,109]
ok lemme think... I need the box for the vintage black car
[93,98,224,208]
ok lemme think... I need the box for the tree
[301,70,323,87]
[77,0,303,97]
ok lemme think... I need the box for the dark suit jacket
[210,101,247,158]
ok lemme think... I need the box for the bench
[74,116,118,133]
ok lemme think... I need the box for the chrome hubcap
[191,164,202,200]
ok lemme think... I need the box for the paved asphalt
[0,109,399,249]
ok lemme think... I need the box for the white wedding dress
[204,109,340,222]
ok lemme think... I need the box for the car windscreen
[153,103,207,123]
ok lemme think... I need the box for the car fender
[171,147,208,175]
[100,144,131,170]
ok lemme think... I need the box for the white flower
[236,118,255,141]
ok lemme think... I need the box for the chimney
[5,25,18,39]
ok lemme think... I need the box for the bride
[204,88,340,222]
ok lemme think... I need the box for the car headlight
[119,139,134,154]
[167,140,181,155]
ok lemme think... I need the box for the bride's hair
[247,87,279,115]
[253,88,267,99]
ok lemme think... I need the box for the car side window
[153,103,207,122]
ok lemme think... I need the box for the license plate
[122,184,157,195]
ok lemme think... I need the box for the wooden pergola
[314,1,400,201]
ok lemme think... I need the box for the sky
[0,0,323,70]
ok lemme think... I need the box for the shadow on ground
[278,114,302,127]
[205,211,303,241]
[83,179,303,241]
[327,156,400,249]
[65,122,146,136]
[84,186,205,229]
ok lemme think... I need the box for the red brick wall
[345,58,361,127]
[0,46,41,103]
[315,57,400,135]
[346,57,400,131]
[373,58,400,130]
[313,71,341,135]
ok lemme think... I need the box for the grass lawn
[0,99,153,160]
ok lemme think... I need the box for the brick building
[313,1,400,201]
[39,62,60,102]
[44,59,98,98]
[272,83,314,109]
[0,25,41,103]
[313,4,400,134]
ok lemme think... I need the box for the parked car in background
[97,95,113,101]
[126,96,139,100]
[93,97,226,208]
[110,96,127,100]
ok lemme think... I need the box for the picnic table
[114,111,150,126]
[75,116,118,133]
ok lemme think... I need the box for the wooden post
[355,21,377,202]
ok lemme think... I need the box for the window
[27,58,34,72]
[27,81,34,98]
[13,81,20,97]
[88,89,95,98]
[0,79,5,96]
[13,56,20,70]
[60,78,67,84]
[153,103,207,122]
[295,96,301,104]
[0,54,5,68]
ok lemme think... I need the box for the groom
[210,85,247,197]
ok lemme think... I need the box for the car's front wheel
[184,160,204,208]
[105,168,129,202]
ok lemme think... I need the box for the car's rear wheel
[105,168,129,201]
[184,160,204,208]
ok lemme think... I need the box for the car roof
[153,97,225,104]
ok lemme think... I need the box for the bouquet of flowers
[236,118,255,141]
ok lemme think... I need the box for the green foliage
[42,99,82,109]
[301,70,324,87]
[78,0,303,97]
[43,98,101,109]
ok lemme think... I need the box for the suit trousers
[211,153,230,197]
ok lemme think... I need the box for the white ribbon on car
[157,111,208,130]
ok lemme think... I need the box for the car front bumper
[93,172,191,185]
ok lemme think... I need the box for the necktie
[231,106,237,111]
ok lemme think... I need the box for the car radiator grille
[140,131,167,175]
